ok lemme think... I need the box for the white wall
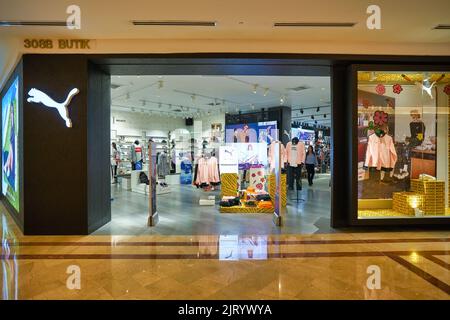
[111,110,188,138]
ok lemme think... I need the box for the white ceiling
[111,75,331,124]
[0,0,449,43]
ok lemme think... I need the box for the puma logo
[27,88,79,128]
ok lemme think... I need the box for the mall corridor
[1,207,448,300]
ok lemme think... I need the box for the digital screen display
[2,77,20,212]
[225,121,277,144]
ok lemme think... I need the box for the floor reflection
[1,215,18,300]
[219,235,268,261]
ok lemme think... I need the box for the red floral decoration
[256,183,263,190]
[393,84,403,94]
[444,84,450,96]
[373,110,388,126]
[375,84,386,95]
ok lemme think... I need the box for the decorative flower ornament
[444,84,450,96]
[393,84,403,94]
[373,110,388,126]
[375,84,386,95]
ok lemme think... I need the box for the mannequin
[285,137,306,190]
[131,140,143,170]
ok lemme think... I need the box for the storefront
[0,54,449,234]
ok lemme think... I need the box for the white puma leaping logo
[27,88,79,128]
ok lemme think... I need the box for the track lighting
[300,108,304,114]
[316,107,320,112]
[311,115,314,120]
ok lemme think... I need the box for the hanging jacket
[364,133,397,170]
[285,141,306,166]
[207,156,220,183]
[195,157,210,185]
[157,152,170,177]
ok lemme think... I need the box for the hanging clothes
[208,156,220,184]
[157,152,170,177]
[364,133,397,171]
[195,157,210,185]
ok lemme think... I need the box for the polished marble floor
[94,174,332,235]
[0,208,449,300]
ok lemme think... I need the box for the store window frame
[349,64,450,226]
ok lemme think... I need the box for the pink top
[286,141,306,166]
[196,156,220,184]
[364,134,397,170]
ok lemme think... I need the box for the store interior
[94,75,332,235]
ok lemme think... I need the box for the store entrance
[94,72,332,235]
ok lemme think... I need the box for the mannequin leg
[287,166,294,190]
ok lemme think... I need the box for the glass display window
[356,70,450,219]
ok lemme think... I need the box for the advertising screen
[292,128,315,145]
[2,77,20,212]
[225,121,277,145]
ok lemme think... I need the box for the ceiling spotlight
[280,96,285,104]
[253,84,258,94]
[316,107,320,112]
[311,115,315,120]
[263,88,269,96]
[300,108,304,114]
[158,80,164,89]
[324,114,327,118]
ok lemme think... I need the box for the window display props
[2,77,20,212]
